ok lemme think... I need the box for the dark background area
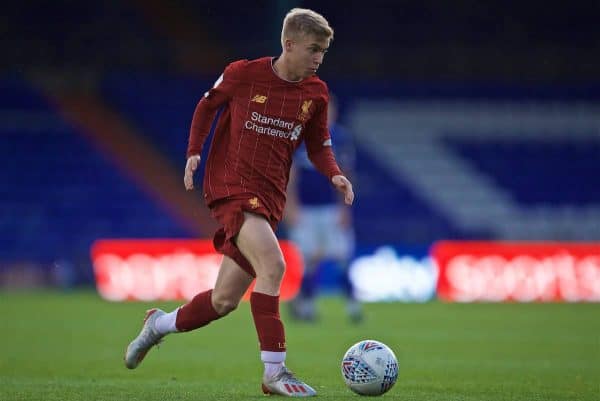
[1,0,598,286]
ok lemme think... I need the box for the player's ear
[284,38,293,52]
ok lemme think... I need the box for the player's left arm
[304,95,354,205]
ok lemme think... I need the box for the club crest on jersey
[248,197,260,209]
[297,99,313,122]
[251,94,268,104]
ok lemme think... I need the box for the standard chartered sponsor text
[245,111,300,140]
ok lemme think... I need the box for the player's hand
[184,155,201,190]
[332,175,354,205]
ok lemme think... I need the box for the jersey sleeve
[303,91,343,180]
[186,60,247,158]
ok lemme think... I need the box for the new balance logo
[251,94,268,104]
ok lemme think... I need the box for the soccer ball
[341,339,399,396]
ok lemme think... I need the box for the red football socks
[174,289,287,353]
[175,289,221,332]
[251,292,286,352]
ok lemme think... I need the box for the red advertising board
[432,241,600,302]
[91,239,303,302]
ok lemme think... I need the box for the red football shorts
[209,194,278,278]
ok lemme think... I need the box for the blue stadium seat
[0,79,191,266]
[444,137,600,205]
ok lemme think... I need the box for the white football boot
[124,308,166,369]
[262,367,317,397]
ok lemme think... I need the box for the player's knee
[212,293,239,316]
[258,254,286,284]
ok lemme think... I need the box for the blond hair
[281,8,333,45]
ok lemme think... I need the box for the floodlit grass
[1,290,598,400]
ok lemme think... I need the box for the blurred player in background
[124,8,354,398]
[285,94,362,323]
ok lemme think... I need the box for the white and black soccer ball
[341,339,399,396]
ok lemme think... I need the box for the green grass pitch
[1,290,598,400]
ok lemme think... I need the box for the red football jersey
[187,57,342,221]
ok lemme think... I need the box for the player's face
[291,34,329,78]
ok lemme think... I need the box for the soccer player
[124,8,354,398]
[286,94,362,323]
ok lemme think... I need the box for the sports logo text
[244,111,302,140]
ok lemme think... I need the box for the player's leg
[236,212,286,296]
[291,253,320,321]
[337,255,362,323]
[124,256,252,369]
[176,255,254,330]
[236,212,316,397]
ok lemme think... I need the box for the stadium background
[1,0,598,292]
[2,2,599,400]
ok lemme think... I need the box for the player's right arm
[184,60,246,190]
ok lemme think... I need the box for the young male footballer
[125,8,354,397]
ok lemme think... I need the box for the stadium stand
[0,0,598,278]
[445,138,600,205]
[0,78,192,268]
